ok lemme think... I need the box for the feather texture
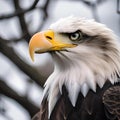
[32,17,120,119]
[32,81,120,120]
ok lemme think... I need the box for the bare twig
[117,0,120,14]
[81,0,100,22]
[90,3,100,22]
[0,0,52,118]
[42,0,51,18]
[0,38,47,88]
[13,0,31,42]
[0,79,39,117]
[0,0,39,20]
[33,0,51,33]
[0,34,26,43]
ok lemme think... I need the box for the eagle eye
[69,31,82,41]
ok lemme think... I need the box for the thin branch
[81,0,100,22]
[90,3,100,22]
[0,79,39,117]
[13,0,31,42]
[0,0,39,20]
[0,38,47,88]
[42,0,51,18]
[1,34,27,43]
[33,0,51,33]
[117,0,120,14]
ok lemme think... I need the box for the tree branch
[0,0,39,20]
[0,38,47,88]
[13,0,31,42]
[42,0,51,18]
[0,79,39,117]
[117,0,120,14]
[33,0,51,33]
[0,0,52,119]
[1,34,27,43]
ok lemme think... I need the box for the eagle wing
[32,98,48,120]
[103,85,120,120]
[32,83,120,120]
[31,86,73,120]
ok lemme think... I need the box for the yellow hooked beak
[29,30,76,61]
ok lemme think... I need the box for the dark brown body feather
[32,81,120,120]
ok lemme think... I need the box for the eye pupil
[72,34,76,37]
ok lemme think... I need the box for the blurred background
[0,0,120,120]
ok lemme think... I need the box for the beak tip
[31,57,34,62]
[30,56,34,62]
[29,48,34,62]
[30,52,35,62]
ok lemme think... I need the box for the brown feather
[103,83,120,120]
[32,81,120,120]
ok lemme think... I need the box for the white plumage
[39,17,120,117]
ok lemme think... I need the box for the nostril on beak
[46,36,52,40]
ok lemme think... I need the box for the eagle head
[29,16,120,117]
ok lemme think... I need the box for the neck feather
[43,43,120,118]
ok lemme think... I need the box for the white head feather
[42,16,120,117]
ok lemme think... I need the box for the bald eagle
[29,17,120,120]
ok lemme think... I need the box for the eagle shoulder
[32,81,120,120]
[103,83,120,120]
